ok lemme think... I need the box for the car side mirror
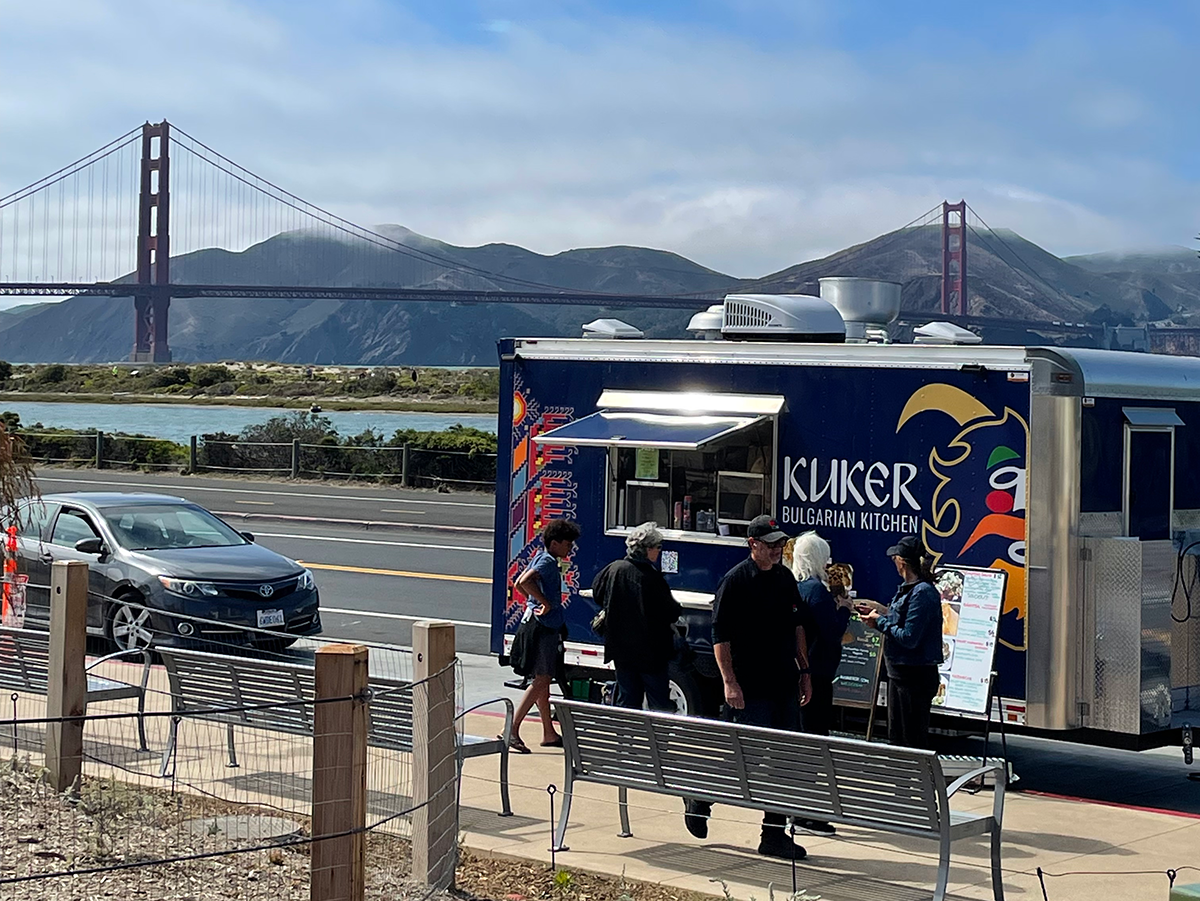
[75,537,106,556]
[241,532,255,543]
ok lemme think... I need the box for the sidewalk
[17,652,1200,901]
[456,711,1200,901]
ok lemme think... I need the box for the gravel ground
[0,758,744,901]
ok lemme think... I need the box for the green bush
[191,364,233,388]
[37,364,67,385]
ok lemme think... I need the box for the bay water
[0,400,498,444]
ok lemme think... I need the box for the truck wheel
[666,662,706,717]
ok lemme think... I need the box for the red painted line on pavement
[1023,789,1200,820]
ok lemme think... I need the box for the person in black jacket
[858,535,944,749]
[689,514,812,861]
[592,522,682,711]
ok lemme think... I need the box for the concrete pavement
[457,714,1200,901]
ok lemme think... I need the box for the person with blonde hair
[787,530,854,835]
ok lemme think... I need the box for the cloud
[0,0,1194,283]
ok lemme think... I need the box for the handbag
[509,610,540,677]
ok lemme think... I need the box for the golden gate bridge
[0,121,1096,362]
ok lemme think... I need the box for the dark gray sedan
[10,492,322,651]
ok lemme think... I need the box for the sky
[0,0,1196,282]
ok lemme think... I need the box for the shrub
[191,364,233,388]
[37,364,67,384]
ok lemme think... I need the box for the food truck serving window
[533,390,783,543]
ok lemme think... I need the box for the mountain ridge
[0,226,1196,364]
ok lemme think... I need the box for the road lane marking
[253,531,492,553]
[299,561,490,583]
[235,500,276,505]
[36,476,494,508]
[380,509,426,515]
[320,607,489,628]
[214,511,491,533]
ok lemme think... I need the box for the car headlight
[297,569,316,591]
[158,576,219,597]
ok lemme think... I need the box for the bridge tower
[941,199,966,317]
[132,121,171,362]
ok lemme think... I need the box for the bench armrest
[945,763,1005,797]
[946,762,1008,828]
[455,696,515,742]
[86,648,153,693]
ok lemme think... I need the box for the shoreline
[0,391,499,415]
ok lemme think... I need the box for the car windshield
[101,504,248,550]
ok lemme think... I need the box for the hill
[0,225,1197,363]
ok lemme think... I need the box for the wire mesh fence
[6,426,497,489]
[0,598,465,900]
[16,430,187,471]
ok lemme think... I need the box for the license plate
[257,609,285,628]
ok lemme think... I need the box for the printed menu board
[931,565,1008,716]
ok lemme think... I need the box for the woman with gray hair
[790,531,854,738]
[787,530,853,837]
[591,522,682,710]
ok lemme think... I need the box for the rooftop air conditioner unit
[912,321,983,345]
[720,294,845,342]
[687,304,725,340]
[581,319,644,339]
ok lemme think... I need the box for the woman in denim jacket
[859,535,943,749]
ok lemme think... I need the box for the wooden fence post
[311,644,369,901]
[189,435,199,473]
[95,431,104,469]
[412,620,457,889]
[45,561,87,793]
[292,438,301,479]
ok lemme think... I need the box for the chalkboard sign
[832,616,883,710]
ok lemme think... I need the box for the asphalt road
[33,469,499,656]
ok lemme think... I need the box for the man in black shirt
[683,515,813,861]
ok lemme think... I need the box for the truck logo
[898,383,1029,651]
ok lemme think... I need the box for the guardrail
[15,429,498,490]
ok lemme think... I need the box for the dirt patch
[0,759,746,901]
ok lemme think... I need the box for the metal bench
[156,646,514,816]
[0,626,151,751]
[553,700,1005,901]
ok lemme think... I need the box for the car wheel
[666,661,707,717]
[107,595,156,652]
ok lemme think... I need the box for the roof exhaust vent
[581,318,644,339]
[913,321,983,345]
[687,304,725,340]
[720,294,845,342]
[818,277,901,343]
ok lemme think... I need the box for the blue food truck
[490,282,1200,750]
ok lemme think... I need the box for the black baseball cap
[747,515,789,544]
[886,535,925,561]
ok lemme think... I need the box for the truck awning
[1122,407,1184,427]
[533,410,768,449]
